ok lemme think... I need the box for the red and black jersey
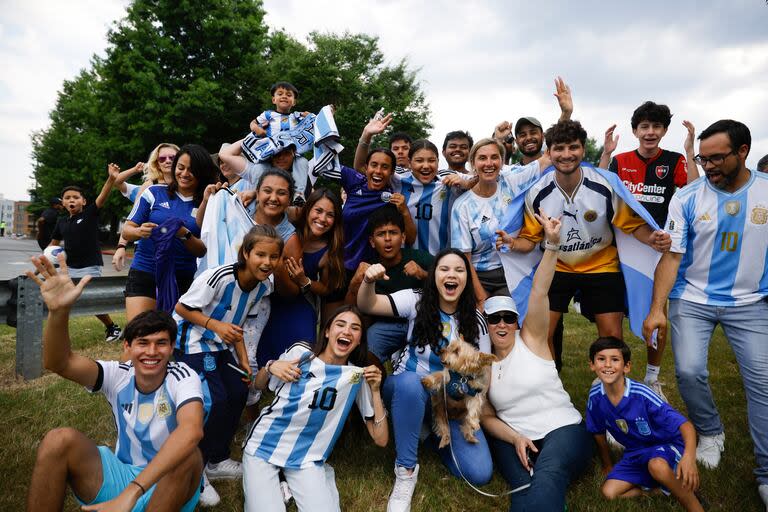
[609,148,687,227]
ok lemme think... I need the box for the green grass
[2,312,763,511]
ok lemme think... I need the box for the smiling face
[443,138,471,169]
[272,86,297,114]
[306,197,336,238]
[272,148,295,172]
[410,148,439,184]
[322,310,363,364]
[243,239,281,281]
[515,124,544,158]
[257,175,291,217]
[369,222,403,264]
[589,348,631,387]
[487,311,519,353]
[473,143,502,185]
[548,139,584,175]
[174,153,199,195]
[391,140,411,168]
[632,121,667,154]
[434,253,468,308]
[125,331,173,384]
[366,152,394,191]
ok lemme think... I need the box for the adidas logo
[76,218,83,224]
[121,403,133,414]
[356,190,363,196]
[159,201,170,209]
[481,215,490,223]
[304,371,316,379]
[697,213,711,222]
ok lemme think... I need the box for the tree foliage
[30,0,431,231]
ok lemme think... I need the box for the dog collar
[447,370,479,400]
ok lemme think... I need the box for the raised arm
[95,163,120,209]
[354,112,393,172]
[598,124,619,169]
[520,212,561,358]
[113,162,145,194]
[27,255,99,387]
[682,120,700,183]
[554,76,573,121]
[356,263,396,316]
[219,138,249,175]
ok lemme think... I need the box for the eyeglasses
[694,151,735,167]
[157,155,176,163]
[486,313,518,325]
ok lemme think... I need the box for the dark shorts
[549,271,626,314]
[476,267,510,297]
[124,268,195,299]
[325,267,356,303]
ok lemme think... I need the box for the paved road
[0,237,129,280]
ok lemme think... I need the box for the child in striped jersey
[242,306,388,512]
[173,224,283,504]
[250,81,309,138]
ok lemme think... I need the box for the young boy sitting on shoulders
[249,81,310,138]
[346,204,433,367]
[587,336,704,511]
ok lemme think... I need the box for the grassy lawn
[1,312,763,511]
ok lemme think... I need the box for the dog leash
[442,384,530,497]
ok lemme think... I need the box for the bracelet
[301,278,312,292]
[509,238,516,252]
[363,276,375,284]
[117,243,127,250]
[374,409,389,426]
[544,240,560,252]
[130,480,146,495]
[265,360,276,375]
[358,138,370,146]
[204,317,211,330]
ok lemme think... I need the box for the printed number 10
[309,387,338,411]
[720,231,739,252]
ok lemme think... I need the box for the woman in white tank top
[480,210,593,511]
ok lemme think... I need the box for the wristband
[544,240,560,252]
[301,279,312,293]
[358,138,370,146]
[180,230,193,240]
[363,276,375,284]
[265,360,276,375]
[117,243,127,250]
[374,409,389,426]
[204,317,212,330]
[130,480,146,495]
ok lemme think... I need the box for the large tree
[30,0,431,232]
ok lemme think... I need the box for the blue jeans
[382,371,493,485]
[367,320,409,362]
[669,298,768,484]
[488,423,593,511]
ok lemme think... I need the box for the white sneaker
[696,432,725,469]
[206,458,243,480]
[387,464,419,512]
[645,380,669,403]
[758,483,768,508]
[199,473,221,507]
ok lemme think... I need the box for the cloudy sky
[1,0,766,201]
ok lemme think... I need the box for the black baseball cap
[514,117,543,134]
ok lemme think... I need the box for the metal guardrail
[2,275,127,380]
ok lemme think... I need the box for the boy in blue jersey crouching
[25,254,205,512]
[586,336,704,511]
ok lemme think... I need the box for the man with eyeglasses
[643,120,768,507]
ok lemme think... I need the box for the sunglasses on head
[157,155,176,163]
[486,312,518,325]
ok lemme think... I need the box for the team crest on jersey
[615,419,629,434]
[725,201,741,216]
[503,194,512,206]
[751,206,768,225]
[349,369,363,384]
[635,417,651,436]
[583,210,598,222]
[655,165,669,179]
[667,220,676,231]
[439,189,447,201]
[441,322,452,339]
[203,354,216,372]
[566,228,582,242]
[138,403,154,424]
[156,391,171,419]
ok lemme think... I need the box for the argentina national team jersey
[91,360,204,467]
[666,172,768,306]
[174,263,272,354]
[387,289,490,376]
[243,343,374,469]
[450,161,542,271]
[256,110,304,137]
[393,171,470,254]
[519,166,646,273]
[586,378,687,453]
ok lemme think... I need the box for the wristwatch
[300,279,312,293]
[181,230,193,240]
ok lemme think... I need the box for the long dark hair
[411,249,479,352]
[167,144,218,204]
[298,188,345,291]
[313,304,368,367]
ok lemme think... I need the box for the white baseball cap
[483,296,519,316]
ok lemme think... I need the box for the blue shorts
[76,446,200,511]
[607,443,683,490]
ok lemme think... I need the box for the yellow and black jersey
[519,166,646,273]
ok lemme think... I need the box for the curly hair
[411,249,479,352]
[544,120,588,148]
[631,101,672,130]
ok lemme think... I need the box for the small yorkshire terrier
[421,339,497,448]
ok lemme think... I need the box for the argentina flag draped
[498,162,661,343]
[196,187,256,275]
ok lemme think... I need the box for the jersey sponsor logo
[615,419,629,434]
[635,194,664,204]
[620,167,639,173]
[751,206,768,225]
[623,181,667,195]
[725,201,741,216]
[566,228,582,242]
[583,210,597,222]
[159,201,170,209]
[655,165,669,179]
[203,353,217,372]
[76,218,83,224]
[560,236,603,253]
[635,417,651,436]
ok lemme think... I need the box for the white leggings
[243,454,340,512]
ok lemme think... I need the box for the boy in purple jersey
[586,337,703,511]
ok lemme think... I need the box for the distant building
[14,201,34,237]
[0,195,14,235]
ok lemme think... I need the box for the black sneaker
[105,324,122,342]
